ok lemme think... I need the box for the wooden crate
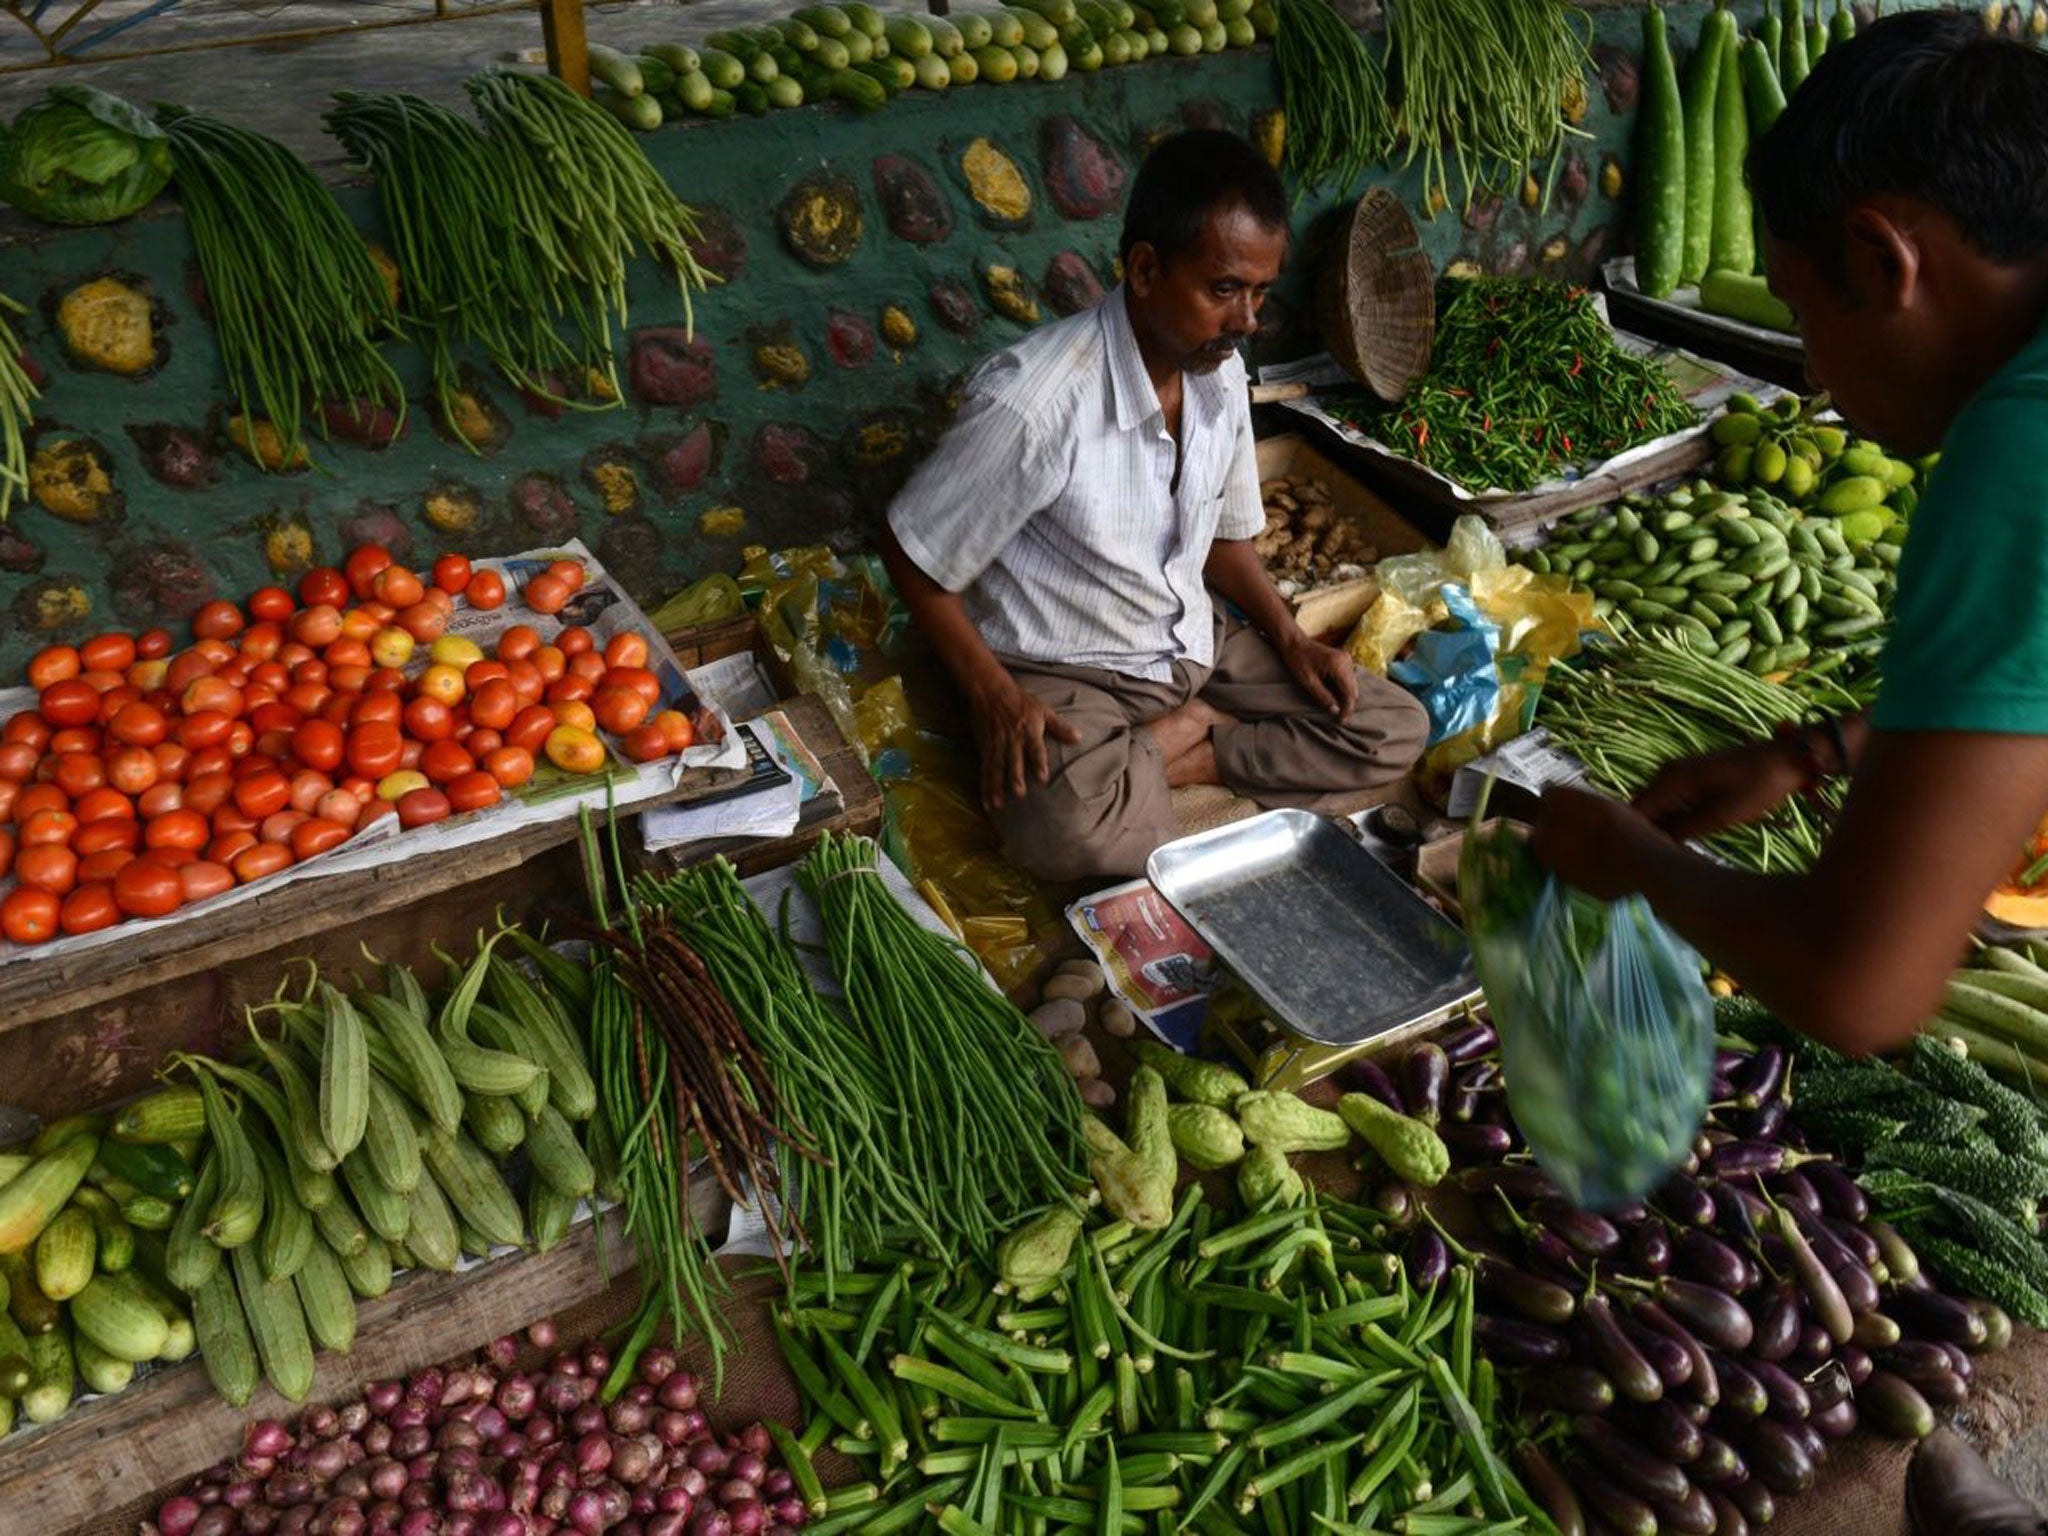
[1255,433,1431,641]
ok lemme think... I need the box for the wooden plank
[540,0,591,93]
[24,1175,726,1536]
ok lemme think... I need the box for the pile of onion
[147,1320,810,1536]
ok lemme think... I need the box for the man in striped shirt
[882,129,1428,882]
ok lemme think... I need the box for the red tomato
[397,601,448,643]
[179,861,236,904]
[51,756,107,801]
[73,817,141,855]
[621,724,672,763]
[1,887,61,945]
[592,687,652,735]
[370,565,422,612]
[604,666,663,707]
[299,566,351,609]
[653,710,696,753]
[505,706,556,755]
[465,569,507,611]
[27,645,83,690]
[60,883,120,935]
[15,785,69,823]
[532,646,568,685]
[206,831,257,866]
[289,817,352,860]
[239,624,285,665]
[365,668,408,696]
[182,773,235,817]
[604,633,651,670]
[105,748,161,797]
[80,633,137,673]
[136,628,173,661]
[545,674,594,708]
[429,552,473,596]
[109,702,169,748]
[351,692,403,729]
[231,842,294,884]
[290,719,346,774]
[292,605,344,648]
[114,858,183,917]
[136,782,184,820]
[211,805,259,838]
[248,585,296,623]
[4,712,51,750]
[39,678,101,729]
[557,626,595,659]
[403,697,456,744]
[396,787,452,828]
[345,544,394,598]
[420,740,475,785]
[546,559,586,593]
[483,745,535,789]
[315,788,362,825]
[0,743,38,783]
[260,810,307,845]
[346,722,405,779]
[325,638,374,672]
[287,771,334,815]
[77,847,133,884]
[497,624,541,664]
[145,807,211,851]
[445,771,502,814]
[176,710,232,752]
[192,600,246,641]
[15,844,78,895]
[181,676,244,720]
[327,663,371,697]
[234,770,291,820]
[523,573,572,616]
[566,651,608,684]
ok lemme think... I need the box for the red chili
[1568,354,1584,377]
[1482,414,1493,434]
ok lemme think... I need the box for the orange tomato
[592,687,652,735]
[497,624,541,664]
[523,573,571,616]
[423,587,456,618]
[292,605,344,648]
[420,740,475,785]
[16,844,77,895]
[179,861,236,904]
[416,664,466,707]
[231,842,294,885]
[325,637,374,671]
[653,710,696,752]
[373,564,425,609]
[27,645,83,690]
[603,632,651,670]
[39,678,101,729]
[483,745,535,789]
[60,883,120,936]
[621,724,671,763]
[465,569,507,611]
[547,559,586,593]
[1,887,61,945]
[126,658,170,693]
[369,626,415,671]
[347,722,405,779]
[338,606,381,644]
[192,600,246,641]
[286,771,333,815]
[396,787,452,828]
[80,633,137,673]
[550,700,598,734]
[432,553,473,595]
[544,724,607,775]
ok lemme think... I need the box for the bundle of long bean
[465,69,711,398]
[1275,0,1394,195]
[1325,278,1697,493]
[1540,630,1858,873]
[325,91,595,446]
[641,859,949,1299]
[1385,0,1591,215]
[159,107,403,468]
[0,291,34,521]
[799,833,1088,1261]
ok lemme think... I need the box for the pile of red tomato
[0,545,697,948]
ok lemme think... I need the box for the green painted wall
[0,6,1756,678]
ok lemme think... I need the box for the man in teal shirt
[1536,14,2048,1530]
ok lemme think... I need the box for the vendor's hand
[1530,784,1669,901]
[971,681,1082,812]
[1632,738,1810,841]
[1281,633,1360,718]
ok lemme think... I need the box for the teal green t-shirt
[1873,320,2048,734]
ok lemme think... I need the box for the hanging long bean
[798,833,1088,1262]
[1275,0,1394,195]
[0,291,35,521]
[325,91,597,447]
[160,107,404,468]
[1325,278,1698,493]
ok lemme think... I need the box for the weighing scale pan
[1146,808,1479,1048]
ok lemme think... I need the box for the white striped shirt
[887,287,1265,683]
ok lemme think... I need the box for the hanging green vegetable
[159,108,404,469]
[0,85,171,227]
[0,292,36,523]
[1274,0,1394,196]
[1634,5,1686,298]
[1680,6,1731,285]
[1708,21,1755,277]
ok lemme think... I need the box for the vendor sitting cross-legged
[881,128,1429,883]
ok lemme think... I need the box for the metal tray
[1146,808,1479,1048]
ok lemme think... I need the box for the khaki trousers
[990,616,1429,882]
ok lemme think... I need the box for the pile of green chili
[326,91,598,447]
[0,291,35,521]
[160,107,404,468]
[1385,0,1592,216]
[1276,0,1395,195]
[466,68,711,399]
[1325,278,1698,494]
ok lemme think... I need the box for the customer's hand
[1633,738,1812,840]
[1281,633,1361,718]
[972,681,1082,811]
[1530,784,1667,900]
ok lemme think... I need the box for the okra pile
[773,1184,1557,1536]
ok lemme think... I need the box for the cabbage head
[0,84,172,226]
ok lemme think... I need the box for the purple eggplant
[1456,1060,1502,1093]
[1860,1371,1936,1441]
[1527,1225,1591,1280]
[1684,1398,1715,1427]
[1567,1460,1659,1536]
[1690,1433,1747,1489]
[1875,1347,1969,1406]
[1632,1399,1707,1464]
[1584,1294,1665,1404]
[1475,1256,1577,1325]
[1745,1099,1791,1142]
[1657,1483,1719,1536]
[1440,1121,1514,1163]
[1474,1313,1571,1367]
[1337,1056,1405,1114]
[1724,1476,1775,1528]
[1628,1221,1674,1277]
[1747,1359,1812,1422]
[1620,1315,1696,1391]
[1785,1420,1827,1465]
[1658,1280,1756,1353]
[1885,1289,1988,1349]
[1708,1141,1795,1179]
[1775,1207,1853,1345]
[1516,1443,1585,1536]
[1440,1021,1498,1064]
[1804,1162,1869,1224]
[1535,1199,1623,1258]
[1402,1041,1450,1125]
[1793,1322,1833,1363]
[1710,1182,1764,1249]
[1736,1047,1787,1111]
[1836,1344,1872,1384]
[1940,1341,1975,1384]
[1406,1226,1451,1289]
[1373,1181,1419,1230]
[1706,1489,1750,1536]
[1736,1421,1817,1496]
[1850,1311,1901,1350]
[1765,1170,1822,1221]
[1635,1300,1720,1408]
[1714,1047,1750,1080]
[1656,1174,1719,1229]
[1520,1365,1618,1415]
[1808,1397,1857,1440]
[1676,1230,1752,1295]
[1822,1217,1881,1271]
[1966,1299,2013,1353]
[1799,1215,1882,1316]
[1458,1164,1558,1202]
[1449,1084,1484,1124]
[1708,1351,1770,1421]
[1802,1360,1852,1415]
[1573,1417,1692,1504]
[1749,1284,1801,1364]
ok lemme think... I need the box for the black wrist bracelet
[1819,715,1852,778]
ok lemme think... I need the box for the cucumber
[633,55,677,95]
[926,15,966,55]
[951,47,981,81]
[1223,16,1254,46]
[1740,36,1787,137]
[733,81,771,115]
[770,17,819,50]
[70,1272,169,1363]
[644,41,700,73]
[675,68,716,112]
[807,34,851,68]
[971,44,1019,81]
[954,11,994,47]
[597,88,663,132]
[842,25,875,61]
[914,53,952,89]
[981,10,1026,46]
[1010,41,1040,75]
[1039,38,1070,75]
[698,47,747,87]
[1634,5,1685,299]
[863,55,915,90]
[793,3,853,36]
[700,87,737,118]
[586,43,645,98]
[1006,6,1059,47]
[766,75,807,107]
[885,15,935,56]
[1200,17,1227,49]
[1709,24,1754,276]
[1779,0,1810,94]
[94,1139,194,1204]
[1167,22,1202,53]
[839,0,886,37]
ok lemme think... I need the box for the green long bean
[1275,0,1394,195]
[0,291,36,522]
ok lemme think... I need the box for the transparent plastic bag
[1459,817,1714,1210]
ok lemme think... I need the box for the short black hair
[1120,128,1288,267]
[1749,10,2048,274]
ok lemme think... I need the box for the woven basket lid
[1315,188,1435,402]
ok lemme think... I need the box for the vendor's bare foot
[1141,698,1235,765]
[1908,1428,2048,1536]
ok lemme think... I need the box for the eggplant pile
[1344,1028,2013,1536]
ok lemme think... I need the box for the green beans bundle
[641,859,951,1300]
[798,833,1087,1262]
[1275,0,1394,195]
[160,108,404,469]
[0,291,35,521]
[325,92,597,448]
[1324,278,1697,493]
[1540,630,1860,873]
[1386,0,1592,215]
[465,69,711,398]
